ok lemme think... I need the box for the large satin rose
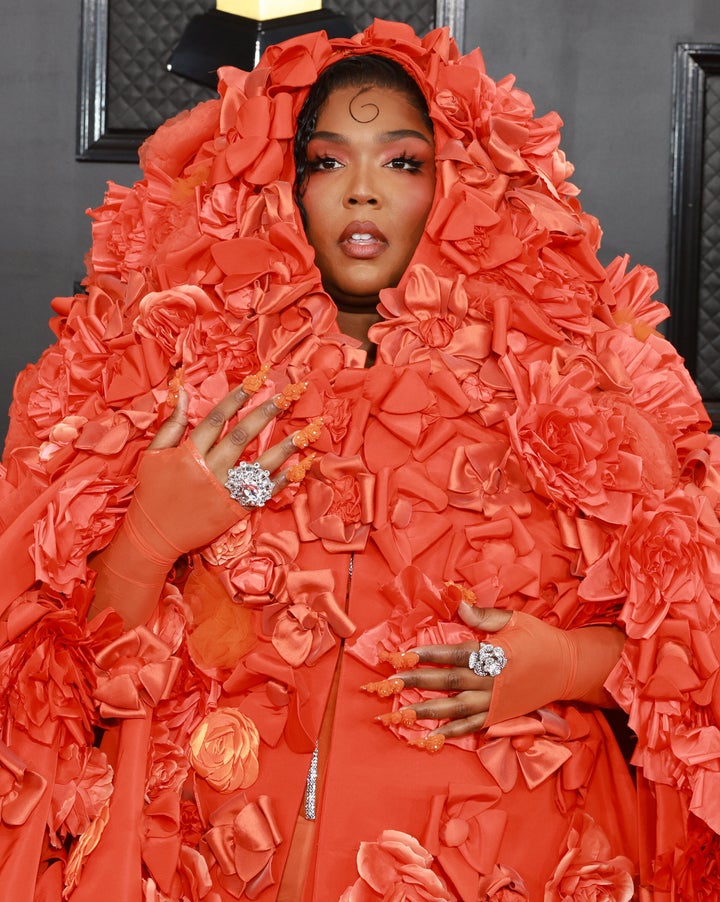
[605,330,710,445]
[530,245,607,334]
[426,184,522,275]
[134,285,216,363]
[188,708,260,792]
[545,813,635,901]
[374,265,492,375]
[339,830,455,901]
[223,531,298,606]
[48,744,113,844]
[2,593,107,745]
[506,357,649,524]
[296,454,373,552]
[582,489,720,639]
[32,475,126,593]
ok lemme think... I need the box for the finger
[428,711,489,738]
[404,690,492,723]
[458,601,513,633]
[408,641,479,668]
[189,385,259,456]
[256,420,321,476]
[203,396,284,479]
[396,665,492,694]
[149,389,188,450]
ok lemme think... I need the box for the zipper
[302,551,354,820]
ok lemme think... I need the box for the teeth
[351,233,374,241]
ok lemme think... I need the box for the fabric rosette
[581,488,720,640]
[339,829,456,901]
[477,865,530,901]
[423,783,507,902]
[293,452,374,552]
[134,284,217,364]
[188,707,260,792]
[604,254,670,336]
[48,744,113,846]
[93,625,182,719]
[1,593,108,745]
[505,354,669,525]
[221,531,299,606]
[146,722,189,801]
[374,265,493,376]
[262,568,355,668]
[425,183,523,275]
[544,812,635,901]
[202,793,282,900]
[32,474,129,594]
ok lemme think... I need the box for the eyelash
[387,153,424,173]
[307,153,425,173]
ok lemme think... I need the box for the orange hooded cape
[1,18,720,901]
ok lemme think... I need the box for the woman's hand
[150,382,315,501]
[390,603,512,738]
[90,376,320,627]
[380,603,625,741]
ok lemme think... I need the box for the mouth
[338,221,387,259]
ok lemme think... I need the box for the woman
[1,19,718,901]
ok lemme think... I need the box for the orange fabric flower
[582,490,720,639]
[544,812,635,901]
[48,744,112,845]
[477,864,530,900]
[188,708,260,792]
[339,829,456,901]
[134,284,217,364]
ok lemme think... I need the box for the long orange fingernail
[408,734,445,753]
[242,364,271,396]
[166,366,186,408]
[376,708,417,727]
[286,453,315,484]
[361,678,405,697]
[273,381,308,410]
[378,650,420,672]
[292,417,323,449]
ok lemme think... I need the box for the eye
[308,155,343,172]
[386,154,424,173]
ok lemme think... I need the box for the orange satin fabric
[2,16,720,902]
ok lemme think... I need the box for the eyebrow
[310,129,433,145]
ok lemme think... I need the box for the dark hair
[293,54,432,216]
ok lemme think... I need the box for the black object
[167,8,357,87]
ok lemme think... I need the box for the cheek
[301,180,331,224]
[400,184,435,251]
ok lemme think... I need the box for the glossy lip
[338,220,388,259]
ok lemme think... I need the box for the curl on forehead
[294,55,433,200]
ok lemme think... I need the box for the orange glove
[483,610,625,727]
[91,441,242,627]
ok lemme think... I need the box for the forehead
[314,85,433,136]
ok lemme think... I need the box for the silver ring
[225,461,274,508]
[468,642,507,677]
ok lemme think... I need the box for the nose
[346,190,378,207]
[343,163,380,208]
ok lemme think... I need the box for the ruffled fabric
[1,15,719,900]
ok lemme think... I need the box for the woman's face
[301,84,436,312]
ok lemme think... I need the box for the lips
[338,220,387,259]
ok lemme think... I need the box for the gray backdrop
[2,1,720,442]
